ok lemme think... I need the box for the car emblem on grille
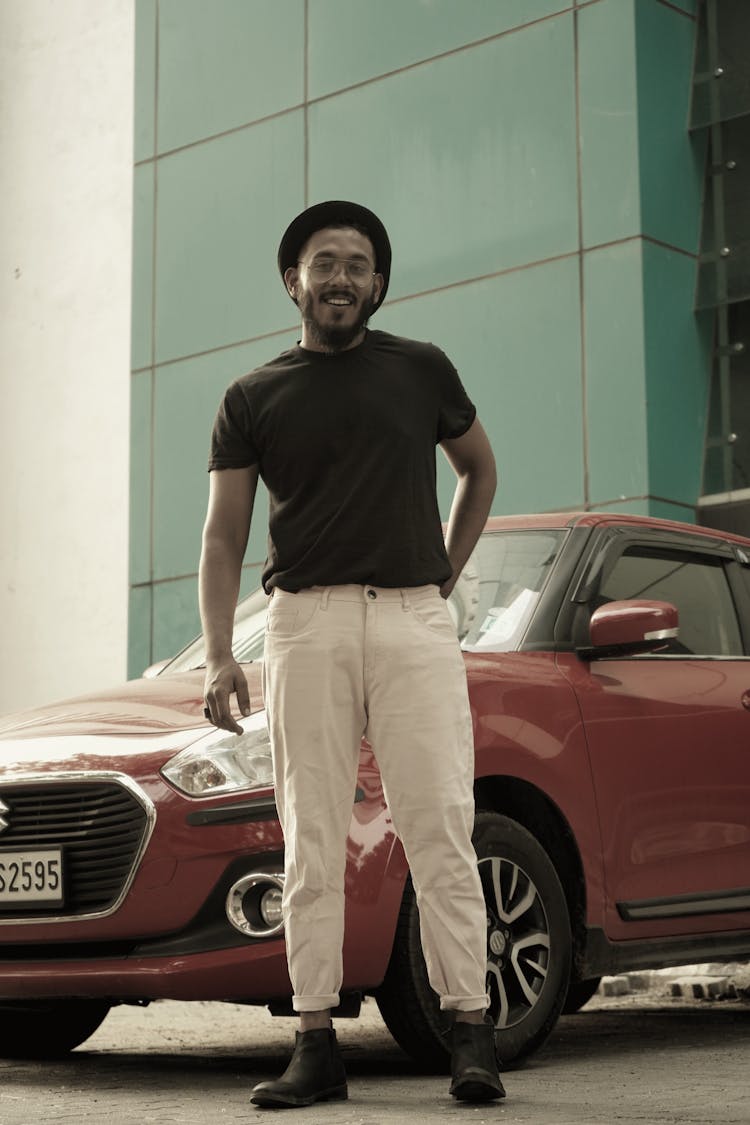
[0,799,9,834]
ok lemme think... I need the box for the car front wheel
[0,999,111,1057]
[375,810,572,1069]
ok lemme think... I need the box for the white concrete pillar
[0,0,134,713]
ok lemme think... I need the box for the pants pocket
[409,596,458,642]
[266,594,321,637]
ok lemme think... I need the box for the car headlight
[161,711,274,797]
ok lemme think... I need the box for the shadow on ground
[1,1001,748,1090]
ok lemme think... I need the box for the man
[200,201,503,1108]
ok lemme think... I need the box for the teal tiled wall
[307,0,570,98]
[156,0,304,153]
[583,239,649,506]
[129,369,152,588]
[377,257,584,515]
[150,335,295,583]
[578,0,640,248]
[154,114,305,363]
[635,0,705,252]
[642,241,712,509]
[133,0,156,163]
[130,164,154,371]
[308,15,578,297]
[129,0,706,675]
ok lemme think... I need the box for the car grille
[0,779,151,919]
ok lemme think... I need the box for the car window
[597,546,743,656]
[160,529,567,673]
[460,530,565,652]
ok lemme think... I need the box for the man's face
[285,227,383,352]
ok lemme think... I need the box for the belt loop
[320,587,331,610]
[400,588,410,611]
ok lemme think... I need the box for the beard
[298,286,378,352]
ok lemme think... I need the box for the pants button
[367,588,377,599]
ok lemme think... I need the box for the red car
[1,512,749,1067]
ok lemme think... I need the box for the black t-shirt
[208,328,476,592]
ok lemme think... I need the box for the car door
[557,527,750,942]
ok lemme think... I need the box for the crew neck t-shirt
[208,328,476,592]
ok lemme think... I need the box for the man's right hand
[203,659,251,734]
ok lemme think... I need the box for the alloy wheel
[479,855,551,1030]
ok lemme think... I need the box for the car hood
[0,665,265,774]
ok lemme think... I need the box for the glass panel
[690,0,709,127]
[696,118,750,309]
[698,499,750,538]
[702,302,750,494]
[691,0,750,128]
[460,530,566,652]
[699,254,750,313]
[727,302,750,490]
[702,443,725,496]
[695,0,750,499]
[598,547,743,656]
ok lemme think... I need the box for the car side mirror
[577,599,679,660]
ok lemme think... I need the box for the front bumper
[0,765,406,1003]
[0,940,292,1003]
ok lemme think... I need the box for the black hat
[278,200,391,311]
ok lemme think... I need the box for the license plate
[0,849,64,906]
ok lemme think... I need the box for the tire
[375,811,572,1070]
[562,976,602,1014]
[0,999,111,1057]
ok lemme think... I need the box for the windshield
[165,586,269,673]
[162,528,566,673]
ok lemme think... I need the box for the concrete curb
[599,962,750,1001]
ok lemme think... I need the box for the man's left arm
[439,417,497,598]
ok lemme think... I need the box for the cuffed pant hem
[293,994,340,1012]
[440,994,490,1012]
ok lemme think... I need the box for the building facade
[129,0,723,675]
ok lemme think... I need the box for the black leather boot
[250,1027,348,1108]
[449,1018,506,1102]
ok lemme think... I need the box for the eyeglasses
[298,256,376,287]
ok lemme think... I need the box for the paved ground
[1,978,749,1125]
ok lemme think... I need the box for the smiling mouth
[322,293,356,307]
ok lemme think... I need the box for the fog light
[225,872,285,938]
[259,886,284,928]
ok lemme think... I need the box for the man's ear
[372,273,384,305]
[284,265,300,300]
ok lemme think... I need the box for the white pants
[262,583,489,1014]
